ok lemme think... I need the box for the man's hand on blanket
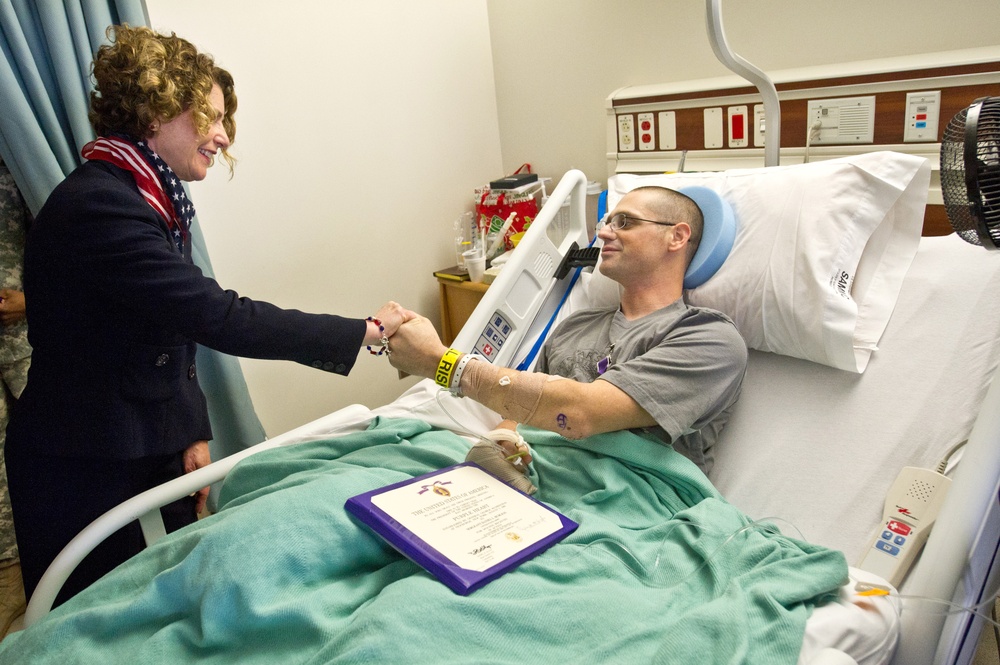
[490,419,533,466]
[183,440,212,516]
[386,315,450,378]
[466,422,537,494]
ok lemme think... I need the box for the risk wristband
[435,348,462,388]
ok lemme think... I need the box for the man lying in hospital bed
[3,151,998,665]
[387,184,748,479]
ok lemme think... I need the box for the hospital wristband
[449,353,480,396]
[435,348,462,388]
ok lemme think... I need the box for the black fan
[941,96,1000,249]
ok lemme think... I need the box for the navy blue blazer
[7,160,365,460]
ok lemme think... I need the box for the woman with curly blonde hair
[4,24,415,607]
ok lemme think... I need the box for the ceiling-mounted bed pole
[706,0,781,167]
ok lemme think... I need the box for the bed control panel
[452,170,591,369]
[472,311,514,363]
[858,466,952,588]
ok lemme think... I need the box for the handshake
[365,301,455,380]
[367,300,549,429]
[366,301,537,492]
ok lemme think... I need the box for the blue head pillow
[676,186,737,290]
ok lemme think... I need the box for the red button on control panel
[886,520,911,536]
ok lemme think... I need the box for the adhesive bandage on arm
[458,356,551,424]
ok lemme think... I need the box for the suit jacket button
[155,353,170,367]
[322,361,335,371]
[188,364,196,379]
[335,363,346,373]
[311,360,323,369]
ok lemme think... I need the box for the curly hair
[89,25,237,172]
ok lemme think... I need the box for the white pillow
[607,152,932,372]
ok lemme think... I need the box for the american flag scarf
[80,135,194,253]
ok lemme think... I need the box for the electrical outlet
[637,112,655,151]
[617,114,635,152]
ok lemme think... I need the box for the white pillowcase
[607,152,932,372]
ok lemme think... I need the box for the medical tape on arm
[458,356,551,424]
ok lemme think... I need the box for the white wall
[144,1,503,436]
[486,0,1000,188]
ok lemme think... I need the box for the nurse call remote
[858,466,951,588]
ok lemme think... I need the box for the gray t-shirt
[535,299,747,473]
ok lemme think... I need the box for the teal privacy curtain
[0,0,267,471]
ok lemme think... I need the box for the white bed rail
[22,404,374,626]
[894,365,1000,665]
[451,169,590,368]
[23,447,257,626]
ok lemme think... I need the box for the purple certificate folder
[345,462,577,595]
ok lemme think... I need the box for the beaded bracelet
[365,317,390,356]
[435,348,462,388]
[449,352,479,396]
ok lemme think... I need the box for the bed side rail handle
[554,243,600,280]
[138,509,167,546]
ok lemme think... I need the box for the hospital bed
[1,149,998,665]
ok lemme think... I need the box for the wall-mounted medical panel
[606,47,1000,236]
[806,96,876,144]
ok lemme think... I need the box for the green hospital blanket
[0,417,848,664]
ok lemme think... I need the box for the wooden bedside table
[435,277,489,345]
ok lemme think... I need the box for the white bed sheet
[710,233,1000,570]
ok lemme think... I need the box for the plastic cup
[463,249,486,283]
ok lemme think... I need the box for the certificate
[346,463,577,594]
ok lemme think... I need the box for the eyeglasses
[598,212,678,233]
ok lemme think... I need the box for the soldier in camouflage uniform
[0,157,31,637]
